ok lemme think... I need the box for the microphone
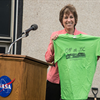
[23,24,38,34]
[7,24,38,54]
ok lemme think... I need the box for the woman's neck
[65,28,75,35]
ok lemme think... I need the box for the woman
[45,4,86,100]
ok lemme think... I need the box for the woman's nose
[67,18,71,21]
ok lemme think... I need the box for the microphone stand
[7,32,28,54]
[7,24,38,54]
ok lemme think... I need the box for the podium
[0,54,51,100]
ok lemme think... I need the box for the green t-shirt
[54,34,100,100]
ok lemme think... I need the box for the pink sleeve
[45,43,54,62]
[45,32,56,62]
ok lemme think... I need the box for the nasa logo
[0,76,15,97]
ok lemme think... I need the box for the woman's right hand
[51,34,59,53]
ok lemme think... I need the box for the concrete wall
[22,0,100,97]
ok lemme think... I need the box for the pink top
[45,28,87,84]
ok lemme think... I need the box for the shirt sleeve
[53,40,65,63]
[45,33,55,62]
[45,43,54,62]
[96,39,100,56]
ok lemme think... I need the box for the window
[0,47,5,53]
[0,0,23,54]
[0,0,11,37]
[0,44,9,53]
